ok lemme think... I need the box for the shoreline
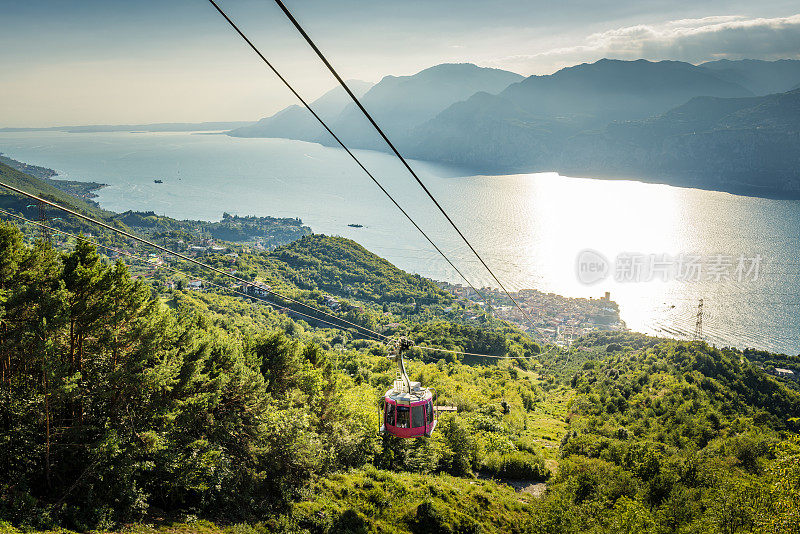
[240,133,800,201]
[0,151,108,200]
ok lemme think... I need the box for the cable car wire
[204,0,498,322]
[0,206,388,340]
[267,0,546,340]
[0,201,556,358]
[415,344,541,360]
[0,181,390,340]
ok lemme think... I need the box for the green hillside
[271,234,452,305]
[0,220,798,533]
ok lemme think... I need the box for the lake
[1,130,798,354]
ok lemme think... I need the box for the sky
[1,0,799,127]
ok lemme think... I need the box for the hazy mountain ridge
[407,59,755,172]
[227,80,373,141]
[227,58,800,198]
[407,59,800,197]
[558,88,800,197]
[1,121,255,133]
[315,63,524,151]
[408,91,566,171]
[228,63,523,149]
[498,59,753,126]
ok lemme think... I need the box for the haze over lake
[2,130,798,354]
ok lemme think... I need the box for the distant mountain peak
[419,62,519,73]
[562,58,713,73]
[377,62,521,84]
[228,80,373,140]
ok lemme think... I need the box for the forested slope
[271,235,452,305]
[1,223,798,533]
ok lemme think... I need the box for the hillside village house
[243,282,272,297]
[774,368,796,380]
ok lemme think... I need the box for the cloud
[494,14,800,73]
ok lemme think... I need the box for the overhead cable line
[268,0,546,340]
[0,182,388,339]
[204,0,499,322]
[0,201,548,358]
[416,344,541,360]
[0,208,394,341]
[2,209,550,356]
[0,206,390,339]
[0,207,390,339]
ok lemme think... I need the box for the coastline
[0,152,108,201]
[232,132,800,201]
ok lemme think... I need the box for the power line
[203,0,502,331]
[0,182,388,340]
[416,344,539,360]
[268,0,546,339]
[0,206,386,339]
[0,202,551,359]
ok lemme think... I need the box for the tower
[693,298,704,341]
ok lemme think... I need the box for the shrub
[514,435,540,454]
[330,509,372,534]
[413,501,480,534]
[480,451,549,480]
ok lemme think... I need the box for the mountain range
[699,58,800,95]
[229,58,800,198]
[229,63,522,149]
[559,88,800,197]
[1,121,255,133]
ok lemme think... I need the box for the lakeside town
[437,281,626,345]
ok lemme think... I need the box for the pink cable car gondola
[380,337,437,438]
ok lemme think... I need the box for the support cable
[268,0,547,340]
[205,0,498,321]
[0,206,385,340]
[0,202,553,358]
[0,182,387,339]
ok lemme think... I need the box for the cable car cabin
[382,381,436,438]
[380,337,437,438]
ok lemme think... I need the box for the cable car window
[385,403,395,426]
[396,406,410,428]
[412,405,424,428]
[426,400,434,423]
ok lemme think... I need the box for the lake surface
[2,130,799,354]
